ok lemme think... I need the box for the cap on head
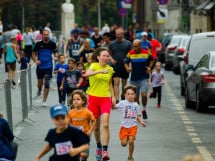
[142,32,148,36]
[50,104,68,118]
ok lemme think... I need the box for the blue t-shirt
[5,43,16,63]
[45,125,89,161]
[141,40,152,50]
[54,63,68,83]
[20,57,28,70]
[33,40,57,69]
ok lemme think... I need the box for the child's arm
[86,119,96,137]
[137,115,146,127]
[76,77,83,88]
[161,73,165,85]
[68,144,89,157]
[60,77,65,91]
[12,44,20,60]
[149,72,152,86]
[35,143,52,161]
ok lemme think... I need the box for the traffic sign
[157,0,168,5]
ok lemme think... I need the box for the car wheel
[185,87,194,108]
[196,90,205,112]
[165,63,171,70]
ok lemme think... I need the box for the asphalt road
[0,62,215,161]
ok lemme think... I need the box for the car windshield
[170,36,181,45]
[180,37,191,49]
[189,37,215,66]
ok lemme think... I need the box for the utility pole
[98,0,101,31]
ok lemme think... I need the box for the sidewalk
[14,79,198,161]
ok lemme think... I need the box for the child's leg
[128,136,135,160]
[57,82,61,103]
[121,138,128,147]
[157,86,162,104]
[153,87,157,98]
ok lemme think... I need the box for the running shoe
[142,110,148,120]
[42,101,48,107]
[157,104,161,108]
[102,150,110,160]
[95,148,102,161]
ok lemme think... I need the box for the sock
[103,145,108,151]
[97,142,102,149]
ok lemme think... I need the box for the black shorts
[36,67,52,79]
[6,61,16,71]
[113,63,129,79]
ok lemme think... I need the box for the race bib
[127,109,136,118]
[72,50,79,56]
[55,141,73,156]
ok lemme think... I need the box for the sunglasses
[54,115,66,120]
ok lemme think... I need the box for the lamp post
[98,0,101,31]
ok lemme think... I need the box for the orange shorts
[119,126,137,140]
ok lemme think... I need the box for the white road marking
[165,81,215,161]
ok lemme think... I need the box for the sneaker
[157,104,161,108]
[142,110,148,120]
[149,92,154,98]
[95,148,102,161]
[102,150,110,160]
[42,101,48,107]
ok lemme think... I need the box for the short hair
[103,32,111,38]
[76,61,84,66]
[68,58,75,63]
[58,54,65,59]
[123,85,137,94]
[70,90,87,107]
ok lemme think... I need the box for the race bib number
[55,141,73,156]
[127,109,136,118]
[72,50,79,56]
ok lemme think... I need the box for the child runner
[54,54,68,104]
[60,58,83,107]
[35,104,89,161]
[149,62,165,108]
[76,61,89,92]
[19,51,28,70]
[68,90,96,161]
[114,85,145,161]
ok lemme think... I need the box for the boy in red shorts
[114,85,145,161]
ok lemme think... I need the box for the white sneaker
[33,95,42,101]
[42,101,48,107]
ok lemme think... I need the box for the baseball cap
[142,32,148,36]
[50,104,68,118]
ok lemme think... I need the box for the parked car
[180,31,215,96]
[172,35,191,74]
[158,33,174,64]
[165,35,187,70]
[185,51,215,112]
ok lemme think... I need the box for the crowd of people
[2,21,202,161]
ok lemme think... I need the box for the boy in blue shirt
[54,54,68,104]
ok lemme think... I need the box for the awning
[204,1,215,10]
[195,0,210,10]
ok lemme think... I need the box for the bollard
[28,64,33,109]
[4,79,13,132]
[20,70,28,121]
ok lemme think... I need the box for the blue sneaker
[95,148,102,161]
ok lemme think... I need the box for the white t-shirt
[152,70,164,87]
[115,100,141,128]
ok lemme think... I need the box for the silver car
[185,51,215,112]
